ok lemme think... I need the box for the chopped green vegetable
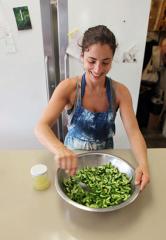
[63,163,132,208]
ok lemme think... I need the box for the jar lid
[30,164,48,177]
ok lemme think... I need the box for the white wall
[68,0,151,148]
[0,0,47,148]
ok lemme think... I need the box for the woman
[35,25,150,190]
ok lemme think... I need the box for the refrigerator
[40,0,151,148]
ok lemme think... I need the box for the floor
[141,128,166,148]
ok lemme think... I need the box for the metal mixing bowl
[55,152,140,212]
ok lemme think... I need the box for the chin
[91,72,106,82]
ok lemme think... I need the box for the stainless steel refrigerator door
[57,0,69,140]
[40,0,63,140]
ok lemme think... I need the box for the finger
[60,157,66,170]
[69,167,77,176]
[135,169,142,185]
[66,157,72,173]
[71,155,77,171]
[66,153,77,172]
[140,175,150,191]
[69,155,77,175]
[140,181,145,191]
[140,177,146,191]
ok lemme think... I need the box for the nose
[93,62,103,74]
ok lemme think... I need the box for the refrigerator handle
[64,53,69,79]
[44,55,61,140]
[44,56,50,101]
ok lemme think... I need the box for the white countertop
[0,149,165,240]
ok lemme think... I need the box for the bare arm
[35,78,77,175]
[115,82,150,190]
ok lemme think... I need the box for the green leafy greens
[63,163,132,208]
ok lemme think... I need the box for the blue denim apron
[64,73,116,150]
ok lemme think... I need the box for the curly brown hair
[81,25,117,56]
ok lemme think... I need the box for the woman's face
[82,43,113,82]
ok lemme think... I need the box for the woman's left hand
[135,165,150,191]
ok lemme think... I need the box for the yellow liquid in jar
[33,175,50,190]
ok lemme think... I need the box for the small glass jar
[30,164,50,190]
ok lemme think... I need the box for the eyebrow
[88,57,112,61]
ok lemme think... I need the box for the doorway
[136,0,166,147]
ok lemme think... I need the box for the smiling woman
[35,25,150,191]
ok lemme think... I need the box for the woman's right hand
[54,146,77,176]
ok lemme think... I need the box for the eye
[102,62,110,66]
[88,60,96,64]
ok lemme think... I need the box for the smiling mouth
[90,72,103,78]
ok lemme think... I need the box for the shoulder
[55,76,81,99]
[111,80,132,105]
[58,76,81,91]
